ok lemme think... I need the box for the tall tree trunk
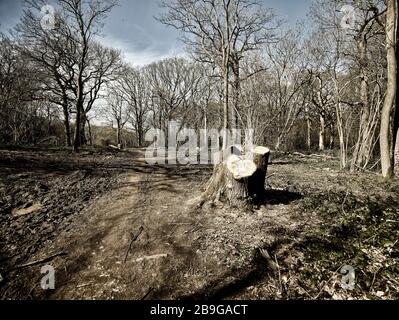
[78,107,87,146]
[87,118,93,147]
[116,120,121,148]
[47,106,51,137]
[394,114,399,175]
[394,4,399,176]
[73,70,84,152]
[306,105,312,150]
[329,123,335,149]
[62,101,72,147]
[352,35,371,170]
[336,102,348,169]
[380,0,397,179]
[275,135,281,151]
[394,87,399,175]
[137,122,143,147]
[319,113,326,151]
[73,109,81,152]
[232,60,240,133]
[222,66,230,150]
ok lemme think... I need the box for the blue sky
[0,0,312,66]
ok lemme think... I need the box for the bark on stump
[200,146,270,207]
[249,146,270,198]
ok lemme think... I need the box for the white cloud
[98,34,185,66]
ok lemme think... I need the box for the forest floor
[0,147,398,300]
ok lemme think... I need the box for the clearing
[0,148,398,300]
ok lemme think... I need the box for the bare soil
[0,148,398,300]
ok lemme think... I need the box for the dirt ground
[0,147,398,300]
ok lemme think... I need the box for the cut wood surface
[226,155,257,180]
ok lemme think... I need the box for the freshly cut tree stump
[200,146,270,207]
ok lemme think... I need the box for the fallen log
[292,152,337,160]
[108,144,122,150]
[135,254,168,263]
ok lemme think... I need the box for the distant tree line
[0,0,397,178]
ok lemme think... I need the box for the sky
[0,0,312,66]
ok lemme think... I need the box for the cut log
[200,146,270,207]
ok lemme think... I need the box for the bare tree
[118,65,151,147]
[104,88,129,148]
[159,0,277,149]
[147,58,201,135]
[264,28,308,150]
[0,34,44,144]
[15,0,77,146]
[76,42,122,145]
[58,0,118,151]
[380,0,397,179]
[310,0,386,170]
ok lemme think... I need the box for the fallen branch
[77,283,92,289]
[369,267,382,293]
[351,163,379,175]
[124,226,144,263]
[10,252,67,271]
[292,152,337,160]
[135,254,168,263]
[108,144,121,150]
[141,287,154,300]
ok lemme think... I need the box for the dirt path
[34,151,301,300]
[44,156,206,299]
[2,149,305,300]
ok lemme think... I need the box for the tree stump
[200,146,270,207]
